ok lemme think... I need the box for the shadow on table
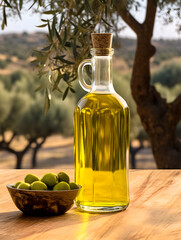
[0,209,118,239]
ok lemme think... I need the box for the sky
[0,3,180,40]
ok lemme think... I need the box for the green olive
[58,172,70,183]
[69,182,79,190]
[31,181,47,190]
[41,173,58,187]
[24,174,39,184]
[17,183,31,190]
[14,181,24,188]
[53,181,70,191]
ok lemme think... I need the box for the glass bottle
[74,33,130,213]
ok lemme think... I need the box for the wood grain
[0,169,181,240]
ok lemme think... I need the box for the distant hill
[113,37,181,67]
[0,32,47,60]
[0,32,180,70]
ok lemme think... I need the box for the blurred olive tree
[0,72,74,168]
[152,61,181,88]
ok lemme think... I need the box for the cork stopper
[91,33,112,48]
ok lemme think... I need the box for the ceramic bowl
[7,184,81,216]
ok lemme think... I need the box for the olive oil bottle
[74,33,130,212]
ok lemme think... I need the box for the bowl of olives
[7,172,81,216]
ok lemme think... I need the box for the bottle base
[76,204,129,213]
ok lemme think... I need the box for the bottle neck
[91,55,114,93]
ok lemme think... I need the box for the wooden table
[0,169,180,240]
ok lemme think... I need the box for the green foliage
[4,92,32,132]
[0,59,7,69]
[153,44,181,65]
[11,71,46,98]
[11,71,25,84]
[17,94,74,139]
[0,80,32,134]
[0,70,47,96]
[0,70,74,139]
[0,72,21,90]
[0,82,11,127]
[154,83,181,103]
[152,61,181,88]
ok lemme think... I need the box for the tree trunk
[32,138,46,168]
[117,0,181,168]
[15,153,24,169]
[132,34,181,169]
[0,134,34,169]
[32,147,38,168]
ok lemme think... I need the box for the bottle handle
[78,59,92,92]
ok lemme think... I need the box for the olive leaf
[70,88,76,93]
[55,28,62,44]
[1,19,5,30]
[52,74,62,91]
[43,10,57,14]
[54,56,74,65]
[48,21,53,42]
[41,44,52,52]
[3,6,7,26]
[62,87,69,101]
[85,0,93,14]
[38,0,43,7]
[101,17,113,27]
[36,24,48,28]
[63,27,67,46]
[59,13,64,31]
[35,85,44,92]
[19,0,23,10]
[44,88,51,114]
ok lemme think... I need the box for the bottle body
[74,92,130,212]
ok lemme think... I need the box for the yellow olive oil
[74,93,130,211]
